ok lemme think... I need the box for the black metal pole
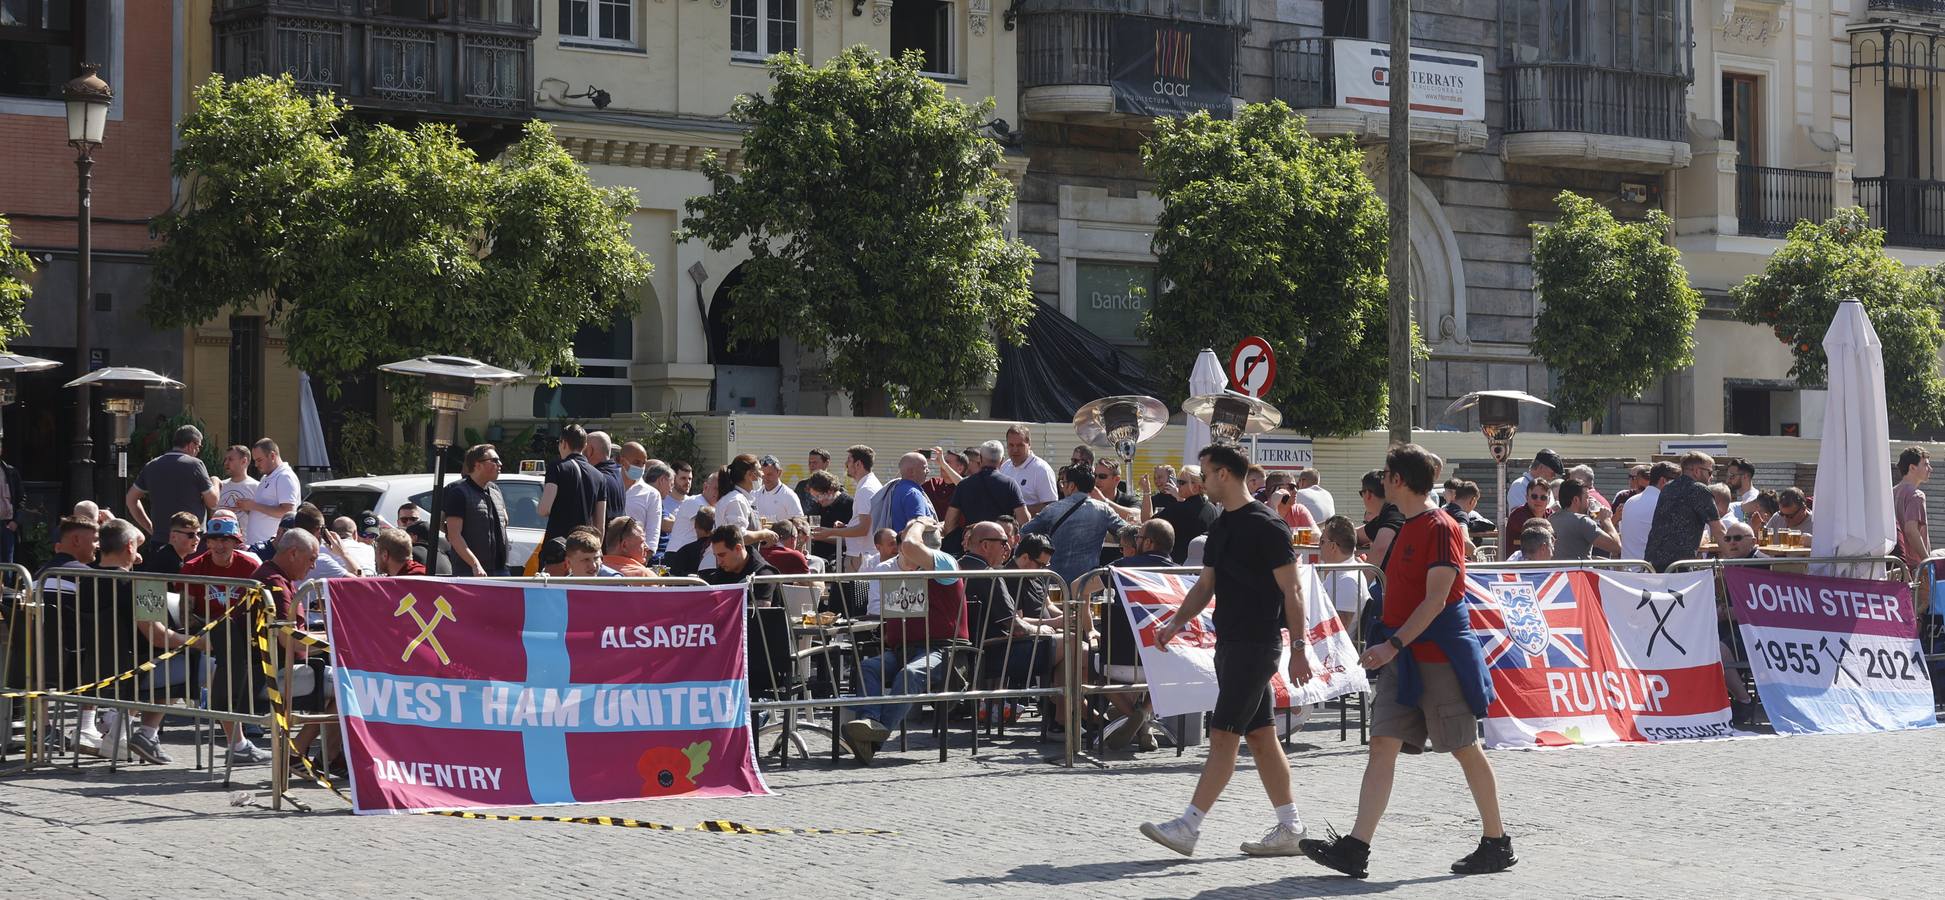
[427,447,447,570]
[69,148,95,509]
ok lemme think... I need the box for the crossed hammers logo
[395,593,458,665]
[1636,590,1687,657]
[1819,636,1863,686]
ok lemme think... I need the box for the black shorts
[1210,642,1280,735]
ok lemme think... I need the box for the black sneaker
[1451,835,1517,875]
[1298,828,1369,879]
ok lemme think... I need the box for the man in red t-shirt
[177,516,262,621]
[1300,443,1514,879]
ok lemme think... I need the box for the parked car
[304,473,544,570]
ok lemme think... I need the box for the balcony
[1856,177,1945,250]
[1268,37,1488,155]
[1867,0,1945,17]
[1019,5,1243,127]
[1734,166,1833,239]
[211,1,538,131]
[1501,64,1692,171]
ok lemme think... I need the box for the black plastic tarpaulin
[991,299,1165,422]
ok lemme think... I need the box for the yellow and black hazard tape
[254,607,892,837]
[275,625,331,650]
[0,586,265,700]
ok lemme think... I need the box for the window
[0,0,85,99]
[1723,73,1759,165]
[1322,0,1369,39]
[891,0,954,77]
[561,0,635,47]
[531,315,633,419]
[731,0,798,60]
[1073,262,1157,346]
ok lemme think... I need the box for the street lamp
[0,355,62,441]
[1443,390,1555,539]
[377,356,523,567]
[61,367,184,502]
[62,63,112,509]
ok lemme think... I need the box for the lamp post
[63,63,112,509]
[61,367,186,505]
[377,356,523,568]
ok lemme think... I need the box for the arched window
[531,315,633,419]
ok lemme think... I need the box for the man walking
[1299,443,1511,878]
[443,444,511,576]
[1139,444,1312,859]
[538,424,605,542]
[125,425,218,550]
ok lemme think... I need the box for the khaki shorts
[1370,659,1480,753]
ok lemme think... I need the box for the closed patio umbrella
[1809,299,1895,578]
[1183,348,1226,467]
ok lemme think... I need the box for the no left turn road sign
[1228,337,1277,398]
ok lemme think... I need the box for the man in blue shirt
[1019,464,1124,585]
[870,452,939,537]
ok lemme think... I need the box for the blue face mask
[625,465,646,481]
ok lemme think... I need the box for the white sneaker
[72,729,104,758]
[1241,822,1307,857]
[1139,818,1200,857]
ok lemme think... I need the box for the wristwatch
[1387,636,1406,652]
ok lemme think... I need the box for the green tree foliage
[1140,102,1392,437]
[148,75,652,403]
[1529,192,1702,430]
[1731,207,1945,430]
[0,216,33,352]
[680,48,1036,417]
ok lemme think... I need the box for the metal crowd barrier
[1471,558,1656,574]
[743,567,1072,766]
[4,565,276,790]
[1,563,34,770]
[1063,560,1388,764]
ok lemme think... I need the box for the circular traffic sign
[1228,337,1277,398]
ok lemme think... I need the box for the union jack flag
[1116,569,1216,650]
[1465,571,1592,670]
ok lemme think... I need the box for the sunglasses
[171,530,199,540]
[1724,535,1752,541]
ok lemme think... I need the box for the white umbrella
[1183,348,1227,466]
[298,371,333,474]
[1810,300,1894,578]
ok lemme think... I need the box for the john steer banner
[1725,567,1935,735]
[1465,569,1732,748]
[1114,566,1367,717]
[325,578,769,814]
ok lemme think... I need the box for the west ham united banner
[325,578,769,815]
[1465,570,1733,748]
[1113,567,1368,718]
[1725,568,1936,734]
[1110,17,1236,119]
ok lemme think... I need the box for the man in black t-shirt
[1140,444,1312,859]
[1154,466,1218,564]
[538,424,606,545]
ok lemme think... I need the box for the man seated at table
[1440,481,1496,538]
[1516,523,1554,562]
[1715,520,1768,561]
[373,527,428,576]
[841,518,967,765]
[960,521,1073,726]
[663,507,716,578]
[562,529,612,577]
[703,524,780,607]
[1100,519,1176,751]
[760,518,813,576]
[602,516,654,577]
[1764,488,1813,539]
[1713,520,1764,722]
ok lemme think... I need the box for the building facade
[0,1,185,490]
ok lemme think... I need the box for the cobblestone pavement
[1,719,1937,899]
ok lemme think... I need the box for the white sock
[139,726,159,741]
[1275,803,1302,830]
[1181,804,1206,830]
[231,738,253,751]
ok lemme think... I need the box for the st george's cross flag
[1113,567,1367,718]
[1464,569,1733,748]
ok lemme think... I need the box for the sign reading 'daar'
[1111,17,1237,119]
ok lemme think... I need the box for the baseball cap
[1534,449,1564,477]
[359,513,381,538]
[202,517,242,538]
[758,454,781,468]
